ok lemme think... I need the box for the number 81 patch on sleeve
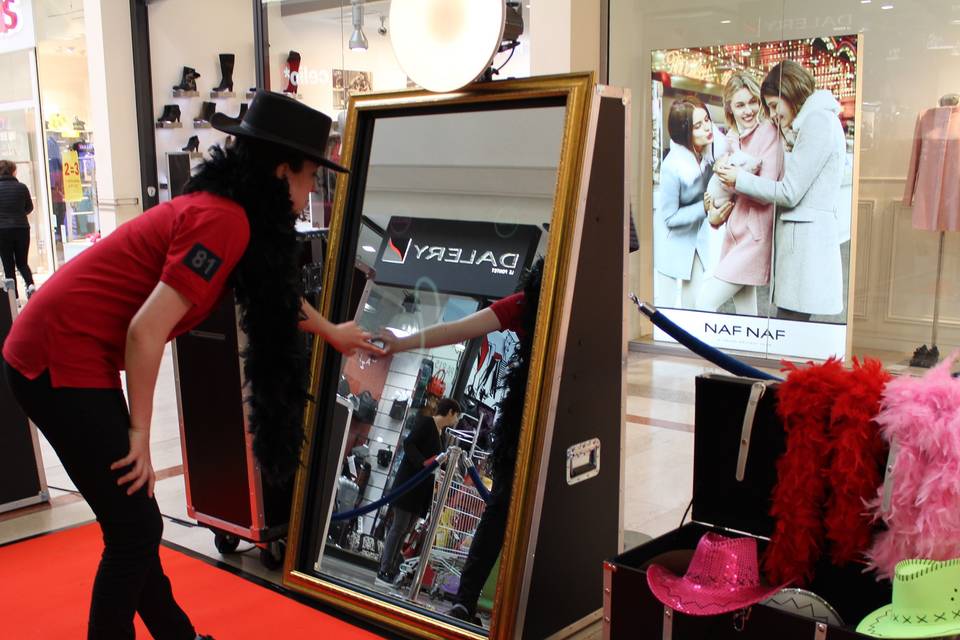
[183,243,223,282]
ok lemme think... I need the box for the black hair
[436,397,462,417]
[183,137,311,483]
[489,256,544,484]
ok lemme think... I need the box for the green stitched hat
[858,559,960,638]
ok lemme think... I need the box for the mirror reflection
[312,104,566,631]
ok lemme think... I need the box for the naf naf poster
[650,35,859,360]
[374,217,541,300]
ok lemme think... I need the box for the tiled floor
[0,346,769,638]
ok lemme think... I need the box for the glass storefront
[0,0,101,296]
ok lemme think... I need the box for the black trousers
[0,227,33,298]
[3,361,196,640]
[454,479,512,614]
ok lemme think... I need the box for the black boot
[236,103,248,120]
[182,136,200,153]
[157,104,181,123]
[213,53,235,92]
[194,101,216,125]
[173,66,200,92]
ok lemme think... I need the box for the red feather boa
[763,358,891,585]
[824,358,891,566]
[764,358,846,585]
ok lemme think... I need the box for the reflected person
[378,258,543,624]
[376,398,461,587]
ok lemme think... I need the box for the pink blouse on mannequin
[714,121,783,286]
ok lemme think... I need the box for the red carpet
[0,523,384,638]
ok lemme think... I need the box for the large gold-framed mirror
[283,73,628,640]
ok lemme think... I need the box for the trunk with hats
[604,374,894,639]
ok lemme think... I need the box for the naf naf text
[704,323,786,341]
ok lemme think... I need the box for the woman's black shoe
[194,101,216,125]
[157,104,182,123]
[182,136,200,153]
[173,66,200,92]
[212,53,235,92]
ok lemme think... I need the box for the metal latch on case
[881,438,899,513]
[566,438,601,485]
[815,622,828,639]
[736,381,769,482]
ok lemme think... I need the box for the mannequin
[902,95,960,366]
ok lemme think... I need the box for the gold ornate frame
[283,72,596,639]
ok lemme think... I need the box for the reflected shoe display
[194,101,216,126]
[183,135,200,153]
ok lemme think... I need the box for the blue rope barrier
[630,295,782,382]
[331,459,440,521]
[466,465,492,503]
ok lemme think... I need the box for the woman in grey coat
[716,61,846,320]
[0,160,35,299]
[654,96,732,308]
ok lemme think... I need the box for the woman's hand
[707,201,735,228]
[327,321,387,357]
[377,329,405,356]
[111,427,156,497]
[704,192,714,212]
[715,163,739,187]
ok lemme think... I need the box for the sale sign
[62,149,83,203]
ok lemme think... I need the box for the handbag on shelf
[356,390,377,423]
[389,396,408,420]
[427,369,447,397]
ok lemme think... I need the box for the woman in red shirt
[1,92,381,640]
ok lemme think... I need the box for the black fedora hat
[211,90,348,173]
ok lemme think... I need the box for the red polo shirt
[3,192,249,388]
[490,292,526,336]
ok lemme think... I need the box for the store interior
[309,104,563,631]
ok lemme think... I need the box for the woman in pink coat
[696,72,782,314]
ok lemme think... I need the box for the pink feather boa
[866,352,960,579]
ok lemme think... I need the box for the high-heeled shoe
[212,53,235,92]
[157,104,182,124]
[173,66,200,92]
[182,136,200,153]
[194,101,216,126]
[236,103,248,120]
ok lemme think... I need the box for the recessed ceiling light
[861,0,871,3]
[952,18,960,24]
[721,19,732,24]
[362,244,376,252]
[881,3,893,8]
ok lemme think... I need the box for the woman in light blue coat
[654,96,732,308]
[716,61,846,320]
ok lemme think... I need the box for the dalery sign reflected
[374,217,541,298]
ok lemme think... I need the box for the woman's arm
[659,163,707,229]
[382,307,503,354]
[730,113,835,209]
[22,184,33,214]
[113,282,193,497]
[299,299,386,356]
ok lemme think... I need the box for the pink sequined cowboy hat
[646,532,789,616]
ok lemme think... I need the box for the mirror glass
[301,100,567,632]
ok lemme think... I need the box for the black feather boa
[489,257,544,484]
[183,144,309,484]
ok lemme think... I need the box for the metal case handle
[736,382,768,482]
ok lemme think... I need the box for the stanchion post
[407,446,462,602]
